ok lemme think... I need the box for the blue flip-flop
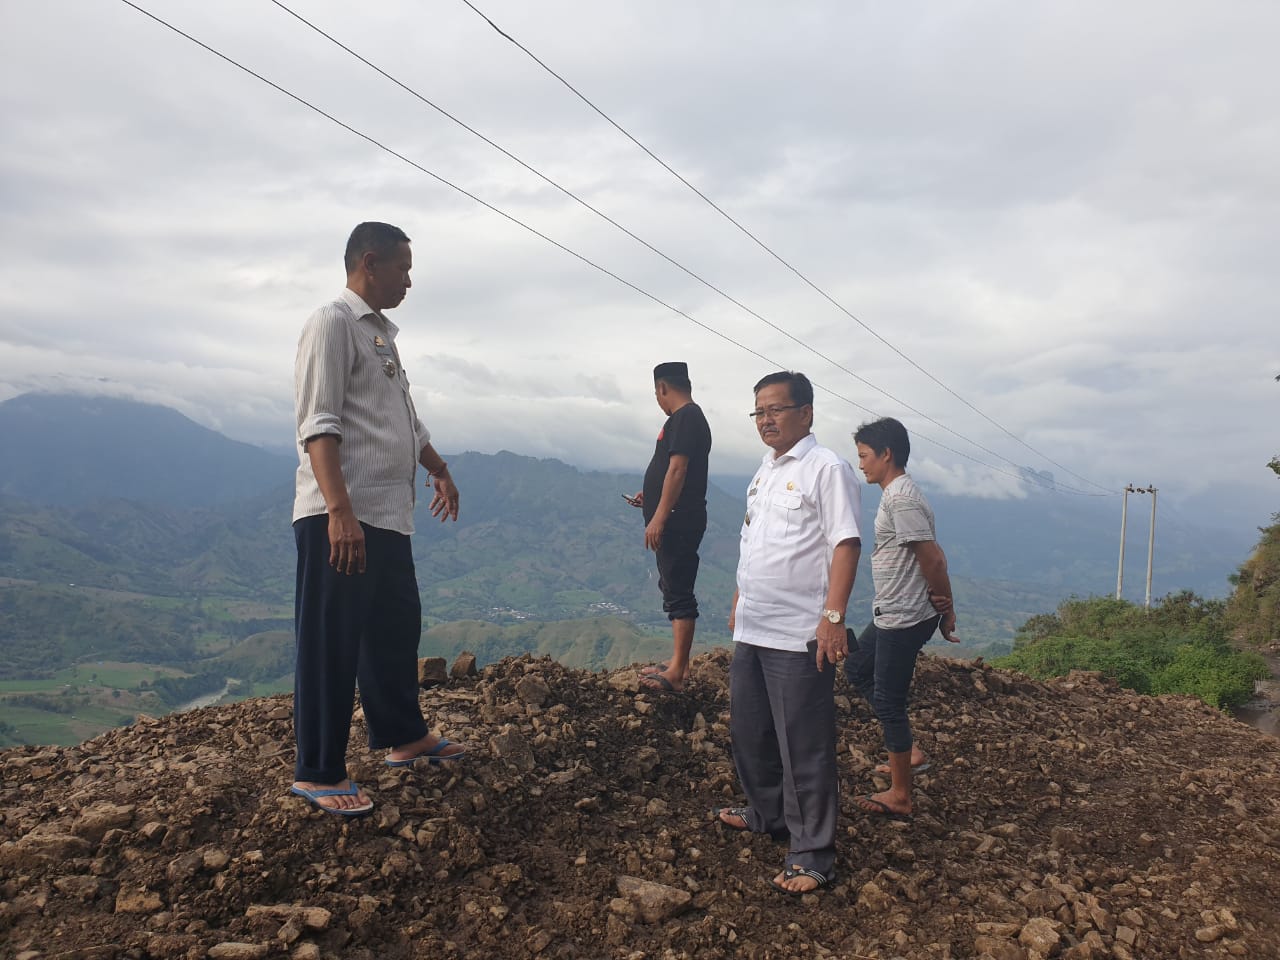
[290,781,373,817]
[385,738,467,767]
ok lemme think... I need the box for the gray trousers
[729,640,837,877]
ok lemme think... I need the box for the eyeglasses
[748,404,803,421]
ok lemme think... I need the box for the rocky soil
[3,651,1279,960]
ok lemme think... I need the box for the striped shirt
[733,433,863,652]
[871,473,936,629]
[292,288,430,535]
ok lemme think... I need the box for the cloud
[2,0,1277,523]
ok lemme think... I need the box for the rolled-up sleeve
[295,307,350,447]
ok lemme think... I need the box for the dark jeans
[293,515,428,784]
[655,526,704,620]
[844,616,940,754]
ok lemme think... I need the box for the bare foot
[639,662,669,676]
[874,747,928,774]
[771,865,828,894]
[857,790,912,819]
[290,779,371,812]
[387,733,466,764]
[716,807,749,830]
[639,670,683,693]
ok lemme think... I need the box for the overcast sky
[2,0,1276,525]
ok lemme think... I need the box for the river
[174,679,233,714]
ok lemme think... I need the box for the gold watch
[822,608,844,624]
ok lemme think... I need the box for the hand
[644,516,665,551]
[327,507,366,575]
[939,610,959,643]
[815,617,847,671]
[429,471,460,522]
[624,491,643,508]
[929,592,953,614]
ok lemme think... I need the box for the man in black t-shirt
[628,362,713,693]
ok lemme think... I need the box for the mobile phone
[621,493,640,506]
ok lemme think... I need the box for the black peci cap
[653,361,689,381]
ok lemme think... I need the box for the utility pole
[1117,485,1158,607]
[1116,489,1129,599]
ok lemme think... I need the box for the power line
[459,0,1115,496]
[112,0,1108,497]
[264,0,1043,482]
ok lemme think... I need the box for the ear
[361,251,379,275]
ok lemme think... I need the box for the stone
[418,657,448,688]
[0,833,91,869]
[1019,887,1067,913]
[1018,917,1060,954]
[202,848,231,870]
[973,936,1027,960]
[245,904,333,930]
[114,887,164,914]
[1195,925,1225,943]
[450,652,478,679]
[490,728,536,772]
[71,802,136,842]
[53,875,102,901]
[515,675,551,707]
[208,944,269,959]
[857,880,894,913]
[615,875,692,923]
[975,922,1022,938]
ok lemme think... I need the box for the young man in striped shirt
[848,417,958,822]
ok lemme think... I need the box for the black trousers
[292,514,428,784]
[655,526,705,620]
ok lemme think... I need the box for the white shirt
[733,433,863,651]
[292,288,431,534]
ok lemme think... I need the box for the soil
[3,651,1279,960]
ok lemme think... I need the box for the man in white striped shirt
[290,222,464,817]
[848,416,958,823]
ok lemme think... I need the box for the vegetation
[1225,517,1280,646]
[996,592,1268,709]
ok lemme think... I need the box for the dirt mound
[3,652,1279,959]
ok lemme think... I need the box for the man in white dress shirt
[289,222,464,816]
[717,371,862,894]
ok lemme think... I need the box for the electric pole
[1116,484,1158,608]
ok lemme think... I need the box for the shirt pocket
[771,491,802,511]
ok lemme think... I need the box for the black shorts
[655,527,705,620]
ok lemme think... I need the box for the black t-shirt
[642,401,712,530]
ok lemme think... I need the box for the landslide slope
[3,653,1279,960]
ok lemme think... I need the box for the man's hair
[854,416,911,468]
[657,374,692,393]
[344,222,411,273]
[752,370,814,407]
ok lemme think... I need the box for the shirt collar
[760,431,817,466]
[339,287,399,338]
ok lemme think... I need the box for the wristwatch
[822,608,844,624]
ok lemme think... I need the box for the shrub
[997,593,1266,710]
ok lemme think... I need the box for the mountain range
[0,393,1261,725]
[0,392,1256,621]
